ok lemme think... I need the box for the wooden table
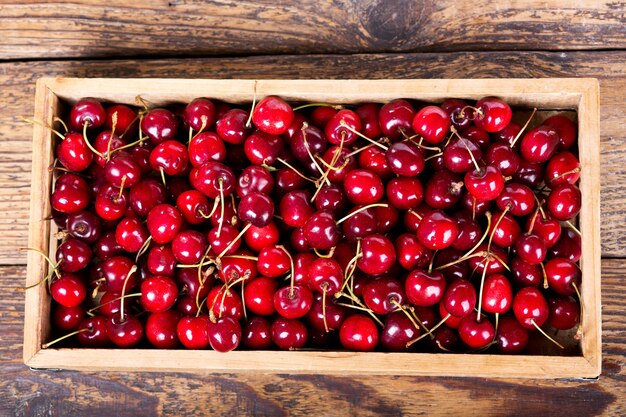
[1,2,624,415]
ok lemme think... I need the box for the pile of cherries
[41,92,583,354]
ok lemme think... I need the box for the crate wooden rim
[24,78,601,378]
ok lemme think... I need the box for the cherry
[177,267,212,300]
[510,257,542,288]
[311,106,337,128]
[307,258,344,295]
[177,314,211,349]
[385,141,425,177]
[279,190,314,228]
[147,204,183,244]
[520,126,559,163]
[358,146,393,179]
[357,234,397,275]
[342,206,376,241]
[274,285,313,319]
[442,280,476,318]
[527,212,562,248]
[424,170,463,210]
[412,105,450,144]
[306,294,347,333]
[339,314,379,351]
[115,217,149,253]
[379,99,414,140]
[485,142,520,176]
[184,98,216,131]
[325,109,361,146]
[271,317,308,350]
[381,311,420,352]
[430,325,459,351]
[50,273,87,308]
[243,277,278,316]
[543,115,577,150]
[544,258,582,296]
[95,184,128,221]
[443,138,482,173]
[52,304,85,332]
[545,151,580,188]
[244,131,284,165]
[496,183,535,216]
[321,145,358,183]
[458,314,494,349]
[69,98,106,131]
[441,98,471,130]
[493,121,522,149]
[146,310,181,348]
[106,314,143,347]
[481,274,513,314]
[242,316,273,349]
[487,211,521,248]
[216,109,253,144]
[218,252,258,285]
[314,184,347,215]
[460,191,492,217]
[275,167,308,194]
[342,169,384,205]
[548,295,580,330]
[251,95,294,135]
[149,140,189,176]
[190,161,235,199]
[513,160,545,188]
[56,238,92,272]
[362,277,405,315]
[172,230,208,264]
[176,295,202,316]
[56,132,94,172]
[93,231,126,260]
[452,213,481,251]
[464,165,505,202]
[395,233,432,270]
[141,108,178,145]
[435,248,470,282]
[238,191,274,227]
[236,165,274,197]
[547,183,581,221]
[189,132,226,167]
[129,178,168,218]
[513,287,549,329]
[140,275,178,313]
[52,175,91,214]
[303,210,340,250]
[105,104,137,134]
[77,316,111,347]
[93,131,126,167]
[147,245,176,277]
[208,286,244,320]
[244,222,280,252]
[496,315,529,354]
[466,244,508,276]
[208,316,242,352]
[405,269,446,307]
[549,228,582,262]
[356,103,382,139]
[289,123,327,163]
[65,210,102,244]
[474,97,512,133]
[174,190,209,225]
[461,126,491,150]
[416,210,459,250]
[373,202,399,234]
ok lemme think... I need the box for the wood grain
[0,51,624,265]
[0,1,624,60]
[2,260,625,416]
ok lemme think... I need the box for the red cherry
[244,277,278,316]
[325,109,361,146]
[303,210,340,250]
[216,109,252,144]
[52,304,85,332]
[189,132,226,167]
[452,213,481,251]
[513,287,549,329]
[140,275,178,313]
[274,285,313,319]
[101,256,138,293]
[496,183,535,216]
[424,170,463,210]
[379,99,414,140]
[65,210,102,244]
[105,104,137,134]
[207,316,242,352]
[443,138,482,173]
[245,222,280,252]
[464,165,505,202]
[496,316,529,354]
[405,269,446,307]
[380,311,420,352]
[339,314,379,351]
[385,141,425,177]
[474,97,512,132]
[95,184,128,221]
[242,316,273,349]
[147,245,176,277]
[458,314,494,349]
[543,115,577,150]
[357,234,396,275]
[362,277,406,315]
[548,296,580,330]
[172,230,208,264]
[441,98,471,130]
[545,151,580,187]
[513,160,545,188]
[177,315,211,349]
[106,314,143,347]
[184,98,216,131]
[130,179,168,218]
[115,217,149,253]
[56,238,92,273]
[50,273,87,308]
[396,233,433,270]
[511,257,542,288]
[520,126,559,163]
[208,286,244,320]
[190,162,236,199]
[549,227,582,262]
[487,211,521,248]
[69,98,106,131]
[56,132,94,172]
[236,165,274,197]
[485,142,520,176]
[238,191,274,227]
[544,258,581,296]
[306,293,347,332]
[343,169,384,205]
[412,106,450,144]
[271,317,308,350]
[527,212,562,248]
[547,183,581,221]
[279,190,315,228]
[147,204,183,244]
[252,96,294,135]
[244,131,284,165]
[77,316,111,347]
[308,258,344,295]
[442,280,476,318]
[481,274,513,314]
[141,108,178,145]
[356,103,382,139]
[146,310,181,348]
[416,210,459,250]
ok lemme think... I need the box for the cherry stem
[435,212,492,271]
[109,135,146,156]
[338,120,388,151]
[488,206,509,253]
[19,116,65,140]
[311,135,344,202]
[336,301,383,327]
[510,108,537,149]
[424,152,444,162]
[572,282,584,340]
[527,208,540,234]
[340,239,361,293]
[87,292,142,314]
[199,196,221,220]
[82,121,105,159]
[565,220,582,237]
[42,327,92,349]
[459,106,480,120]
[193,115,209,139]
[322,287,329,333]
[244,81,258,128]
[217,180,225,238]
[540,262,549,289]
[195,296,208,318]
[315,154,350,172]
[451,126,480,173]
[117,175,127,201]
[276,158,316,183]
[119,113,140,139]
[345,142,376,159]
[53,117,69,134]
[391,299,424,335]
[119,265,137,321]
[407,314,450,347]
[531,320,564,349]
[216,223,252,259]
[277,244,295,295]
[476,259,490,321]
[91,277,106,298]
[159,167,167,188]
[336,203,389,225]
[292,103,342,111]
[408,306,434,338]
[18,247,61,281]
[241,278,248,321]
[552,167,582,184]
[300,123,327,182]
[407,137,441,152]
[135,95,151,111]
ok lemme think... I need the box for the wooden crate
[24,78,601,378]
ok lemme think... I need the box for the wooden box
[24,78,601,378]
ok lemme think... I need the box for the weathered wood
[2,260,625,416]
[0,51,624,265]
[0,1,624,60]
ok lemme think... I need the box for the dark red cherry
[145,310,181,349]
[177,315,211,349]
[395,233,433,270]
[416,210,459,250]
[52,304,85,332]
[381,311,420,352]
[325,109,361,146]
[385,141,425,177]
[520,126,559,163]
[430,325,459,352]
[244,131,284,165]
[271,317,308,350]
[362,277,405,315]
[357,234,396,275]
[70,98,106,131]
[461,125,491,150]
[311,106,337,128]
[412,105,450,144]
[379,99,414,140]
[547,183,581,221]
[373,202,399,234]
[56,132,94,172]
[321,146,357,183]
[303,210,340,250]
[190,161,235,199]
[485,142,520,176]
[252,95,294,135]
[481,274,513,314]
[314,184,347,215]
[493,121,522,149]
[424,170,463,210]
[238,191,274,227]
[129,178,167,218]
[441,98,471,130]
[527,212,562,248]
[289,123,327,163]
[405,269,446,307]
[236,165,274,198]
[496,183,535,216]
[474,97,512,133]
[443,138,482,173]
[460,191,492,217]
[188,132,226,167]
[543,115,577,150]
[513,287,549,329]
[275,167,308,194]
[458,314,494,349]
[466,244,509,276]
[511,257,542,288]
[487,211,521,248]
[105,104,137,135]
[544,258,582,296]
[339,314,379,351]
[65,210,102,244]
[77,316,111,347]
[548,296,580,330]
[549,228,582,262]
[464,165,505,202]
[452,213,481,251]
[342,206,377,241]
[513,160,545,189]
[442,280,476,318]
[279,190,314,228]
[434,248,469,282]
[104,154,141,188]
[184,98,216,131]
[172,230,208,264]
[141,108,178,145]
[283,112,306,140]
[216,109,252,145]
[106,314,143,347]
[496,316,529,354]
[242,316,273,349]
[306,293,347,332]
[56,238,92,273]
[147,204,183,244]
[177,267,212,300]
[93,231,126,261]
[274,285,313,319]
[356,103,382,139]
[207,316,241,352]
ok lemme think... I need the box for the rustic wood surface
[1,1,625,414]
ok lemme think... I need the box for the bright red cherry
[545,151,580,188]
[357,234,397,275]
[474,97,512,132]
[140,275,178,313]
[343,169,384,205]
[56,238,92,273]
[303,210,340,250]
[443,138,482,173]
[207,316,241,352]
[172,230,208,264]
[177,315,211,349]
[385,141,425,177]
[547,183,581,221]
[188,132,226,167]
[362,277,405,315]
[242,316,273,349]
[146,310,181,348]
[184,98,216,131]
[496,183,535,216]
[325,109,362,146]
[487,211,521,248]
[464,165,505,202]
[274,285,313,319]
[141,108,178,144]
[190,161,235,199]
[485,142,520,176]
[513,287,549,329]
[115,217,149,253]
[216,109,252,144]
[356,103,382,139]
[147,204,183,244]
[70,98,106,131]
[442,280,476,318]
[548,296,580,330]
[458,314,494,349]
[412,106,450,144]
[271,317,308,350]
[106,315,143,347]
[50,273,87,308]
[244,277,278,316]
[416,211,459,250]
[395,233,432,270]
[339,315,379,352]
[520,126,559,163]
[544,258,582,296]
[56,132,94,172]
[106,104,137,134]
[481,274,513,314]
[252,96,294,135]
[379,99,415,140]
[405,269,446,307]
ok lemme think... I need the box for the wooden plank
[2,259,625,415]
[0,1,624,59]
[0,51,624,264]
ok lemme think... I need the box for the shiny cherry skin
[441,98,471,130]
[416,210,459,250]
[496,316,529,354]
[149,140,189,176]
[424,170,463,210]
[216,109,253,145]
[434,248,470,282]
[325,109,361,146]
[104,154,141,189]
[115,217,149,253]
[184,98,216,131]
[442,280,476,318]
[356,103,382,139]
[257,246,290,278]
[474,97,512,132]
[485,142,520,176]
[207,316,242,352]
[244,131,284,165]
[52,181,91,215]
[56,132,94,172]
[52,304,85,332]
[93,231,125,261]
[147,245,176,277]
[306,293,347,332]
[77,316,112,347]
[342,206,376,241]
[443,138,482,173]
[271,317,308,350]
[545,151,580,187]
[487,211,521,248]
[303,210,340,250]
[322,145,358,183]
[252,95,294,135]
[209,224,242,256]
[65,210,102,243]
[493,121,522,149]
[343,169,384,205]
[385,141,425,177]
[129,179,168,218]
[190,161,236,199]
[242,316,273,349]
[308,258,344,295]
[177,268,212,299]
[106,104,137,134]
[175,189,210,225]
[513,160,545,188]
[245,222,280,252]
[362,277,405,315]
[289,123,327,163]
[395,233,432,270]
[513,287,549,329]
[177,314,211,349]
[244,277,278,316]
[208,286,244,320]
[520,125,559,163]
[69,98,106,131]
[359,146,393,179]
[386,177,423,210]
[481,274,513,314]
[236,165,274,197]
[549,228,582,262]
[339,314,379,352]
[357,234,397,275]
[172,230,208,264]
[405,269,446,307]
[189,132,226,167]
[379,99,414,140]
[496,183,535,216]
[547,183,581,221]
[50,273,87,308]
[95,184,128,221]
[464,165,505,202]
[238,191,274,227]
[548,296,580,330]
[510,257,542,288]
[314,184,347,215]
[280,190,315,228]
[311,106,337,128]
[466,244,509,276]
[140,275,178,313]
[544,258,582,296]
[56,238,92,273]
[381,311,420,352]
[452,213,481,251]
[459,314,494,349]
[106,314,144,347]
[461,125,491,150]
[543,115,577,150]
[147,204,183,244]
[146,310,181,348]
[527,212,562,248]
[412,105,450,144]
[141,108,178,145]
[274,285,313,319]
